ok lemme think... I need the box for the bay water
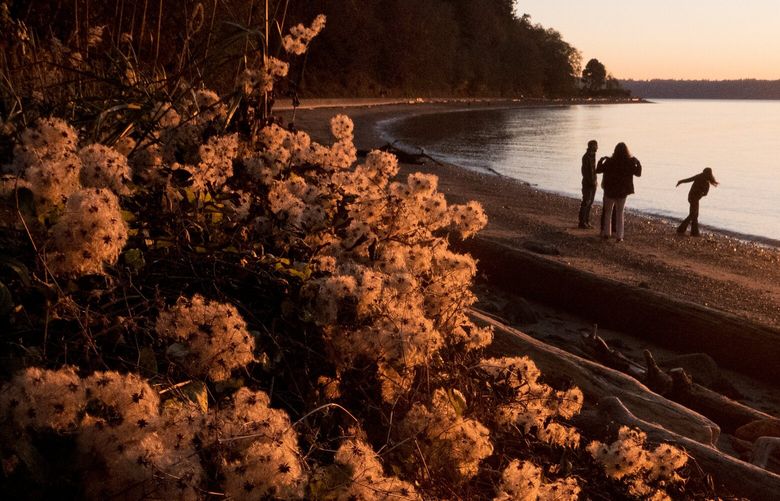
[378,100,780,242]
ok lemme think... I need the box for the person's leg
[601,197,615,237]
[579,185,590,227]
[690,198,700,236]
[615,197,627,239]
[581,185,595,227]
[677,212,691,234]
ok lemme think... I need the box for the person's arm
[595,156,608,173]
[676,175,696,187]
[633,158,642,177]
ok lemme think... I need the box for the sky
[516,0,780,80]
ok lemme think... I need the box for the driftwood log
[594,396,780,501]
[459,237,780,383]
[665,364,778,434]
[584,330,777,441]
[471,309,720,446]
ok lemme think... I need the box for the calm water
[379,100,780,242]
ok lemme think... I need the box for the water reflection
[381,101,780,241]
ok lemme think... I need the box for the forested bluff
[5,0,586,98]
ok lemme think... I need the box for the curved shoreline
[279,100,780,331]
[370,102,780,248]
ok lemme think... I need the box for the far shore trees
[581,58,630,97]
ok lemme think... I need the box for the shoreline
[279,99,780,326]
[282,99,777,248]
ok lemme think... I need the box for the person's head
[612,142,631,161]
[703,167,718,185]
[587,140,598,152]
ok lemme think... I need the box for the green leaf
[183,187,197,204]
[214,377,245,394]
[122,248,145,272]
[447,388,468,417]
[166,342,190,359]
[120,209,137,222]
[180,380,208,413]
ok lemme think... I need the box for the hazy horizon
[518,0,780,80]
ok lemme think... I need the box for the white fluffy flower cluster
[78,143,132,194]
[587,426,688,499]
[479,357,583,448]
[0,368,203,500]
[187,133,239,190]
[13,117,81,210]
[0,368,308,500]
[49,187,128,275]
[282,14,326,55]
[78,371,203,500]
[493,460,581,501]
[0,365,84,432]
[449,200,489,239]
[155,294,256,381]
[401,388,493,481]
[201,388,306,499]
[185,88,227,123]
[238,56,289,98]
[242,113,486,400]
[312,438,420,500]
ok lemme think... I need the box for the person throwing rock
[676,167,719,236]
[596,142,642,242]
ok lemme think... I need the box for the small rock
[660,353,720,387]
[499,296,539,325]
[522,240,561,256]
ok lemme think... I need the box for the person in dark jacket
[676,167,718,236]
[579,140,603,228]
[595,142,642,241]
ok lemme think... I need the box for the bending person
[676,167,719,236]
[596,142,642,242]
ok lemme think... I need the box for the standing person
[676,167,719,236]
[578,140,602,228]
[596,142,642,241]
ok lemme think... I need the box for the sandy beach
[279,99,780,413]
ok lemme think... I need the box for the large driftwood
[459,237,780,383]
[471,309,720,446]
[595,396,780,501]
[666,367,778,433]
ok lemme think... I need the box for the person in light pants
[596,142,642,241]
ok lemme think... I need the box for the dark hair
[587,140,598,149]
[703,167,718,185]
[612,142,631,161]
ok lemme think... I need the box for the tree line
[285,0,583,98]
[622,79,780,99]
[2,0,630,100]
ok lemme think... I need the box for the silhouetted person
[596,142,642,241]
[676,167,719,236]
[578,140,601,228]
